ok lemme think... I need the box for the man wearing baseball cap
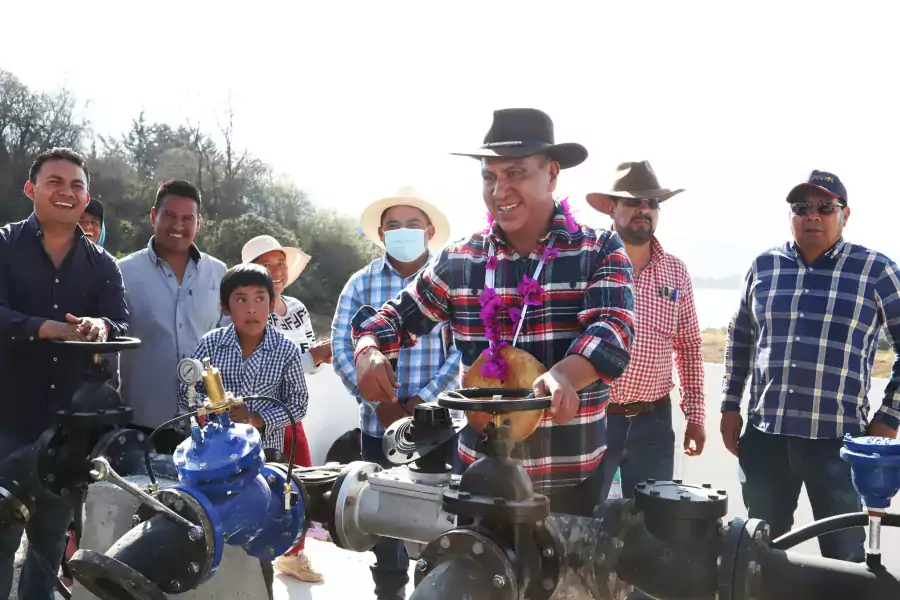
[721,169,900,562]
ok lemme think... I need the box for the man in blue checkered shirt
[721,170,900,562]
[177,264,308,452]
[332,191,461,600]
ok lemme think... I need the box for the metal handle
[89,457,204,541]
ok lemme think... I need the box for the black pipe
[242,395,297,488]
[68,513,209,600]
[616,516,721,599]
[769,512,900,551]
[756,547,900,600]
[410,557,516,600]
[143,411,199,489]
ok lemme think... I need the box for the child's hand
[311,340,333,366]
[230,405,263,428]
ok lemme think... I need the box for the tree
[0,70,89,224]
[0,67,378,316]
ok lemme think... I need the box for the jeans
[601,398,676,500]
[738,425,865,562]
[0,433,76,600]
[547,460,611,518]
[361,434,409,599]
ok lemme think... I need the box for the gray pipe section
[332,462,617,599]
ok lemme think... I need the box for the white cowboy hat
[241,235,312,288]
[360,188,451,252]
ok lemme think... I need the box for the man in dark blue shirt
[0,147,129,600]
[721,170,900,563]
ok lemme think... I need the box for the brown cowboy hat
[586,160,684,213]
[451,108,588,170]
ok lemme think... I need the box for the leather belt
[607,394,671,418]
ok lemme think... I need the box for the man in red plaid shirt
[587,160,706,500]
[352,108,636,517]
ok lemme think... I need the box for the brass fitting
[201,358,226,405]
[196,358,246,416]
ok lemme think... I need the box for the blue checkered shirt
[177,323,308,450]
[331,253,462,438]
[722,238,900,438]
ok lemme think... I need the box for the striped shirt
[352,203,636,493]
[270,295,323,375]
[722,238,900,438]
[608,238,705,425]
[176,323,308,450]
[331,253,462,438]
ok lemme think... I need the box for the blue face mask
[383,228,427,263]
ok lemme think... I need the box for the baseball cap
[786,170,848,205]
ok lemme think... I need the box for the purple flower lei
[479,199,577,380]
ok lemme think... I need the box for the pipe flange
[382,404,466,465]
[415,528,518,600]
[90,428,148,474]
[527,515,565,600]
[330,461,382,551]
[720,518,767,600]
[67,549,167,600]
[442,487,551,523]
[0,485,30,525]
[134,488,217,590]
[589,499,638,600]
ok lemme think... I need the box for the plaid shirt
[722,238,900,438]
[177,323,308,450]
[608,238,705,425]
[352,203,636,493]
[332,253,462,438]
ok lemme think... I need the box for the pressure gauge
[177,358,204,386]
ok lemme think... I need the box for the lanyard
[485,237,554,347]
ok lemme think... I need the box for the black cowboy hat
[451,108,588,169]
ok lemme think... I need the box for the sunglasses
[621,197,660,210]
[790,200,844,217]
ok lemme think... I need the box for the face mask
[383,228,427,263]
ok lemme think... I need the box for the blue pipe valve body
[170,412,305,575]
[840,435,900,511]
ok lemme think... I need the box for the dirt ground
[701,327,893,378]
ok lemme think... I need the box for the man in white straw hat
[586,160,705,502]
[331,188,461,599]
[242,234,329,583]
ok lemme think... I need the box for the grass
[701,328,894,378]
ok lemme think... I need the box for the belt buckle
[624,403,641,419]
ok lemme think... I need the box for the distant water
[693,287,743,330]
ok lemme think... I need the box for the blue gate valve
[841,435,900,511]
[840,434,900,569]
[168,410,307,577]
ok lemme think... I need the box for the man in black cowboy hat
[351,108,636,518]
[586,160,706,501]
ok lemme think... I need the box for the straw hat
[359,188,451,251]
[241,235,311,288]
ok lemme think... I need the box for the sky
[2,1,899,278]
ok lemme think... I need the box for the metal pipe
[769,512,900,550]
[89,457,203,541]
[756,547,900,600]
[410,557,516,600]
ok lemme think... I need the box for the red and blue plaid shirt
[352,203,636,493]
